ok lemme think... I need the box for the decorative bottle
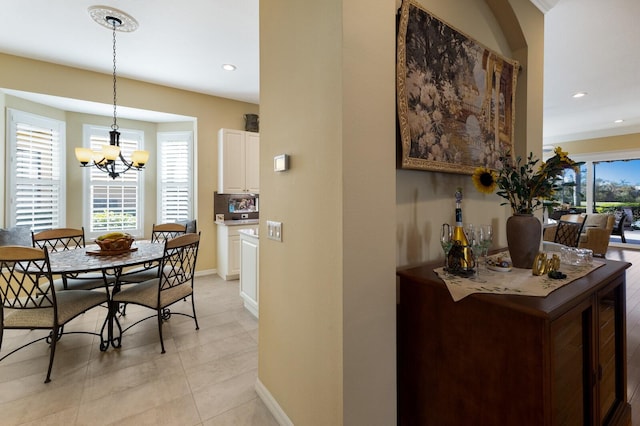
[447,188,475,273]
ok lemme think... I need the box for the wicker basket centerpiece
[94,232,134,253]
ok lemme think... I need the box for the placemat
[435,253,604,302]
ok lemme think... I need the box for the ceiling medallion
[88,5,139,32]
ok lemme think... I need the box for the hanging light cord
[111,18,119,132]
[76,9,147,179]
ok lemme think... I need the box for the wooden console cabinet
[397,259,632,426]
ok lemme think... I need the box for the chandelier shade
[76,6,148,179]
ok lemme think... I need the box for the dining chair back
[0,246,108,382]
[554,219,586,248]
[612,213,627,243]
[151,223,187,243]
[32,228,85,252]
[32,227,114,290]
[113,232,201,353]
[119,223,188,286]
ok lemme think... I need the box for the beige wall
[2,0,545,421]
[259,0,542,424]
[260,0,346,423]
[0,52,258,271]
[397,0,544,269]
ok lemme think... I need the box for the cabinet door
[551,299,593,426]
[245,132,260,193]
[597,282,626,425]
[240,238,258,302]
[240,237,259,319]
[229,235,242,276]
[219,129,246,193]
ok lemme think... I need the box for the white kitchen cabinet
[218,128,260,194]
[239,229,259,318]
[216,222,258,280]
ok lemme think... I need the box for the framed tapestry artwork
[397,0,519,175]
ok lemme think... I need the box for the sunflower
[473,150,583,214]
[472,167,497,194]
[554,146,569,162]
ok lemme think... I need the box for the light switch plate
[267,220,283,242]
[274,154,289,172]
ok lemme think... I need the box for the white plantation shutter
[83,125,144,238]
[7,109,66,231]
[158,132,193,223]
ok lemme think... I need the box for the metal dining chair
[553,219,587,248]
[0,246,109,383]
[150,223,188,243]
[32,227,115,291]
[112,233,200,353]
[119,223,188,284]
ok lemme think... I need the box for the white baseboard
[195,268,216,277]
[255,378,293,426]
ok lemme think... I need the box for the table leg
[107,267,124,348]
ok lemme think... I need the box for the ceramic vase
[506,214,542,269]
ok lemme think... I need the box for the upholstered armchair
[544,213,615,257]
[578,214,616,257]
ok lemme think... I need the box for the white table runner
[435,253,604,302]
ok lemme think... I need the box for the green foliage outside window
[92,210,136,232]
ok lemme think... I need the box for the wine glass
[440,224,452,272]
[464,223,474,242]
[468,228,486,283]
[479,224,493,269]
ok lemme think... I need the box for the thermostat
[274,154,290,172]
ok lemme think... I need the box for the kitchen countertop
[238,228,259,238]
[215,219,259,226]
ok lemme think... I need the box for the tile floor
[0,274,279,426]
[2,251,639,425]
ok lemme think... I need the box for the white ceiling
[543,0,640,144]
[0,0,637,144]
[0,0,259,122]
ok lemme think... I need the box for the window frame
[157,131,194,224]
[6,108,66,231]
[81,124,145,239]
[548,148,640,214]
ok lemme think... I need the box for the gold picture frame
[397,0,519,174]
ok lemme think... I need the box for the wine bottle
[447,188,475,273]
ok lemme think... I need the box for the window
[157,131,194,223]
[82,125,144,238]
[6,109,66,232]
[594,159,640,206]
[552,162,587,208]
[552,150,640,234]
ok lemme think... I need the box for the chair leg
[157,310,166,354]
[191,296,199,331]
[119,302,128,316]
[46,326,63,344]
[45,326,58,383]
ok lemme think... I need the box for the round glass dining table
[46,240,165,349]
[46,240,165,276]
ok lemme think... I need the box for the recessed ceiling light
[614,119,624,124]
[572,92,587,98]
[222,64,237,71]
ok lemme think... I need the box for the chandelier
[75,6,149,179]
